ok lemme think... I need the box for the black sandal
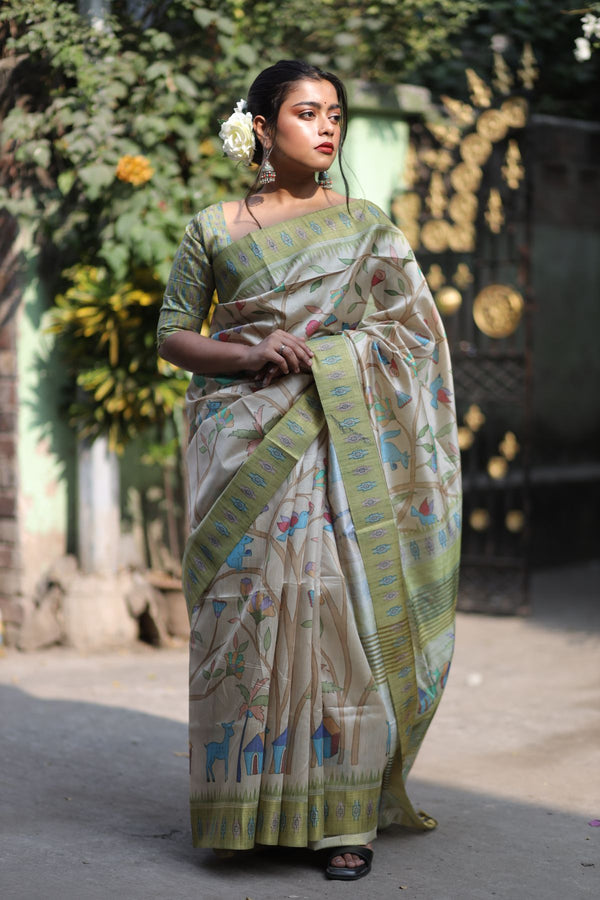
[325,845,373,880]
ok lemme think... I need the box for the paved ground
[1,562,599,900]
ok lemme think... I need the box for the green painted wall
[336,114,409,210]
[17,245,75,593]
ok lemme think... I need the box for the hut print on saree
[160,200,461,851]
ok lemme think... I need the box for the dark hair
[245,59,350,199]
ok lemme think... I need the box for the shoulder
[324,190,348,206]
[355,198,394,224]
[220,198,254,230]
[346,198,398,233]
[220,199,244,215]
[182,202,233,258]
[193,201,226,231]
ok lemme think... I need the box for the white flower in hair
[219,99,255,165]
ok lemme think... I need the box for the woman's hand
[158,329,313,380]
[245,329,313,385]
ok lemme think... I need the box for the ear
[253,115,272,149]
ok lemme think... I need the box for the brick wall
[0,213,22,638]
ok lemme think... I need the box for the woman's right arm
[158,331,249,374]
[158,328,313,376]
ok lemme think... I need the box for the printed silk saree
[159,199,461,851]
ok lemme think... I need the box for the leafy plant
[47,265,188,451]
[408,1,600,120]
[0,0,254,449]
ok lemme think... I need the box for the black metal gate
[392,49,537,613]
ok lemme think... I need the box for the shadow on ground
[529,562,600,634]
[1,682,597,900]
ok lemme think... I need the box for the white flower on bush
[574,36,592,61]
[490,33,509,53]
[581,13,600,40]
[219,99,255,165]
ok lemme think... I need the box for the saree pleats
[177,201,461,849]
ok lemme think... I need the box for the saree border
[311,334,444,831]
[182,385,324,620]
[211,200,385,299]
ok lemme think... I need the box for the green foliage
[409,2,600,121]
[0,0,481,449]
[0,0,255,448]
[0,0,597,451]
[47,264,188,451]
[1,0,253,274]
[233,0,481,82]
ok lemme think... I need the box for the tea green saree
[158,199,461,851]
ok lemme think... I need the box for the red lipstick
[316,143,334,154]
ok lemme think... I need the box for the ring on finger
[279,344,287,354]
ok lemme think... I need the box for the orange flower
[115,154,154,186]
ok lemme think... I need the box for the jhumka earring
[259,149,276,185]
[318,170,333,190]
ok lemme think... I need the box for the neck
[256,175,321,203]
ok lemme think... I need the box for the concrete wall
[0,222,79,641]
[333,81,433,208]
[337,114,409,211]
[17,254,72,597]
[0,214,20,635]
[529,116,600,462]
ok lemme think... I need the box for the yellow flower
[125,289,154,306]
[115,154,154,186]
[198,138,216,157]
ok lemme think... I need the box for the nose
[319,116,334,135]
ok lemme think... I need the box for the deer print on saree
[205,722,235,782]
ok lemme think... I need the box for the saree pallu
[179,200,461,850]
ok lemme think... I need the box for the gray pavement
[1,562,599,900]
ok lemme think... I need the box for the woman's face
[267,78,342,175]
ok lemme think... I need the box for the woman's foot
[325,843,373,880]
[329,843,372,869]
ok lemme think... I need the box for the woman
[158,60,461,881]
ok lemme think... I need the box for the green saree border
[182,385,324,619]
[190,773,383,849]
[212,199,371,270]
[211,200,388,301]
[311,336,416,730]
[311,335,435,831]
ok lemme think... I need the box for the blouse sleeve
[157,215,215,346]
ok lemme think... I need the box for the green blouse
[157,202,231,346]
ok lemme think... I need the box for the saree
[158,199,461,851]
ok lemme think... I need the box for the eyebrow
[291,100,341,111]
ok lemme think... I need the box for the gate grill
[392,51,536,613]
